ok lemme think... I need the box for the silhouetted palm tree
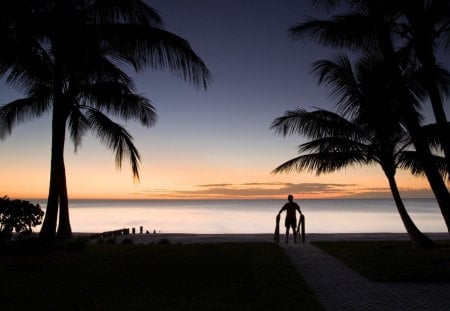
[289,0,450,235]
[399,0,450,172]
[0,0,211,241]
[272,55,443,248]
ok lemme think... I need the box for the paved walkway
[281,242,450,311]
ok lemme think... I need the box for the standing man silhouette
[278,194,302,243]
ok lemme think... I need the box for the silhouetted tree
[0,0,211,242]
[0,196,44,241]
[398,0,450,173]
[289,0,450,235]
[272,55,444,249]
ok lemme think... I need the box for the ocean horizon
[30,198,448,234]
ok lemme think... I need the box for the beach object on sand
[297,214,305,243]
[274,214,280,243]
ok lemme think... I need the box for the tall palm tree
[0,0,211,241]
[289,0,450,235]
[399,0,450,172]
[272,55,440,248]
[366,0,450,235]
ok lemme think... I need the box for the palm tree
[0,0,211,241]
[399,0,450,172]
[273,108,437,249]
[272,55,439,249]
[289,0,450,235]
[366,0,450,235]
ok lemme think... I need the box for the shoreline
[81,232,449,244]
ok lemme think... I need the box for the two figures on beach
[276,194,303,243]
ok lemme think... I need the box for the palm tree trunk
[385,172,433,249]
[39,164,60,242]
[425,82,450,173]
[39,105,66,242]
[367,0,450,235]
[39,58,69,241]
[57,160,72,239]
[420,64,450,173]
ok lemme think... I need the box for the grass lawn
[1,242,323,310]
[313,240,450,282]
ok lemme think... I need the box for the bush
[55,237,89,252]
[0,196,44,242]
[106,238,117,244]
[157,238,171,245]
[121,238,134,244]
[0,236,45,255]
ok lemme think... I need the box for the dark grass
[312,240,450,282]
[1,242,323,310]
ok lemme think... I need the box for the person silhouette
[278,194,302,243]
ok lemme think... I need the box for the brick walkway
[281,243,450,311]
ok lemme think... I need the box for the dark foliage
[0,196,43,241]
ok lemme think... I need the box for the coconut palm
[272,54,442,248]
[399,0,450,172]
[289,0,450,235]
[0,0,211,241]
[366,1,450,235]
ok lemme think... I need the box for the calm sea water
[32,198,447,234]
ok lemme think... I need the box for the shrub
[0,196,44,242]
[55,237,89,252]
[121,238,134,244]
[0,236,45,255]
[157,238,171,245]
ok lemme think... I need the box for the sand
[89,232,449,244]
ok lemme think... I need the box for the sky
[0,0,448,200]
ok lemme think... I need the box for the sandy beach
[97,232,449,244]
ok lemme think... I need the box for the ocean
[32,198,447,234]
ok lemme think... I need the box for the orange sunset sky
[0,115,434,200]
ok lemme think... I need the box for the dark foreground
[0,242,323,310]
[3,233,449,310]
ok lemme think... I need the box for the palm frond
[289,13,377,50]
[68,108,89,152]
[0,95,51,139]
[398,150,448,180]
[85,108,141,181]
[271,108,365,141]
[98,25,211,89]
[311,0,343,12]
[79,82,157,127]
[420,122,450,152]
[433,63,450,97]
[73,55,135,87]
[272,151,369,175]
[93,0,163,26]
[0,35,53,92]
[298,137,368,154]
[442,25,450,49]
[311,55,364,116]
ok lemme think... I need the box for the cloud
[197,183,235,188]
[341,187,434,199]
[137,182,435,199]
[140,182,358,199]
